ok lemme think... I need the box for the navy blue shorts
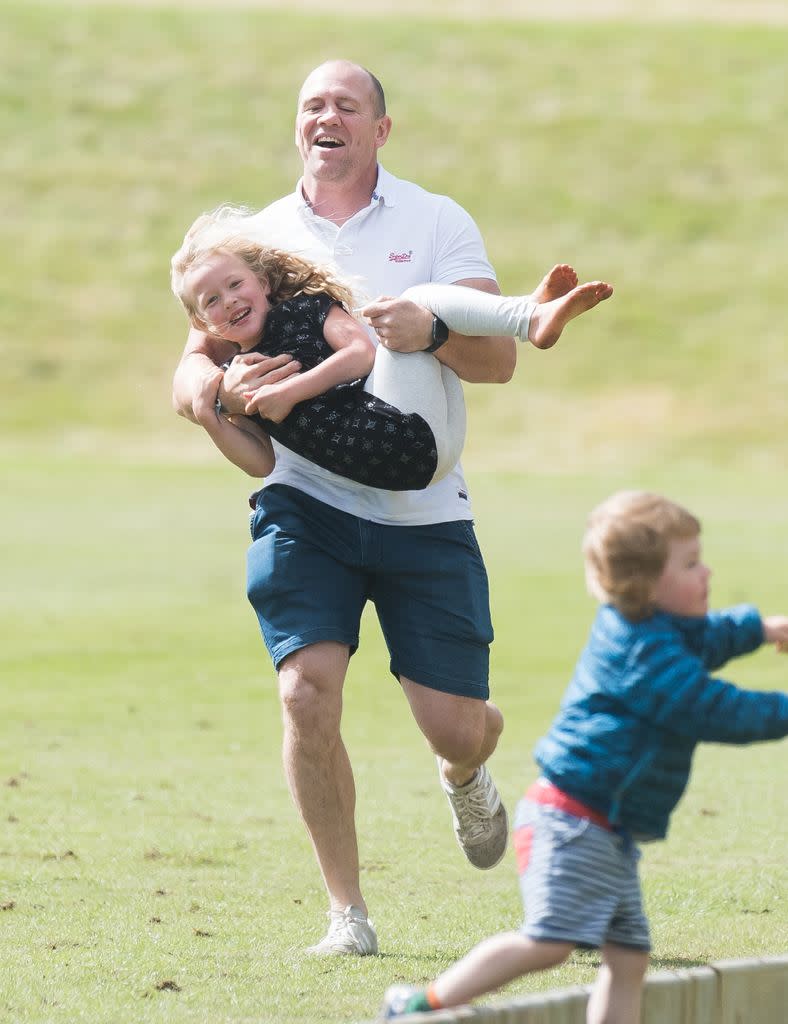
[246,485,494,697]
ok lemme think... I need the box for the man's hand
[192,365,224,426]
[221,352,301,414]
[358,296,433,352]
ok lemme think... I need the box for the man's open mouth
[315,135,344,149]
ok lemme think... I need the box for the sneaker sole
[460,802,509,870]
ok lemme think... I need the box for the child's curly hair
[171,205,358,333]
[583,490,701,621]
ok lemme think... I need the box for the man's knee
[424,701,497,764]
[278,643,348,734]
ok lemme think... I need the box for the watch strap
[424,315,449,353]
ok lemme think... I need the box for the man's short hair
[582,490,701,621]
[364,67,386,117]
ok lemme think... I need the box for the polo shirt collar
[371,165,397,207]
[294,164,397,211]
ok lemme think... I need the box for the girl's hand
[762,615,788,653]
[244,381,298,423]
[222,352,301,414]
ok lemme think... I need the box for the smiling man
[172,60,550,956]
[296,62,391,209]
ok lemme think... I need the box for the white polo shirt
[243,165,498,526]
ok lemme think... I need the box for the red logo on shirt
[388,251,413,263]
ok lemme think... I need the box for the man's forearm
[433,277,516,384]
[172,328,237,422]
[435,331,517,384]
[172,351,224,422]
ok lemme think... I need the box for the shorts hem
[270,629,359,670]
[522,927,596,948]
[522,928,650,954]
[392,664,489,700]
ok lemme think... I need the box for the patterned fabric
[534,604,788,840]
[244,292,438,490]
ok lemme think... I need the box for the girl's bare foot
[532,264,578,303]
[528,281,613,350]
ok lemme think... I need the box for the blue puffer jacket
[534,603,788,841]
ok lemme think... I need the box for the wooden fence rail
[363,954,788,1024]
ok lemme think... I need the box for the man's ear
[375,115,392,150]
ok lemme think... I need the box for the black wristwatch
[424,315,449,353]
[214,360,233,416]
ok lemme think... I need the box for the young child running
[381,489,788,1023]
[171,206,613,489]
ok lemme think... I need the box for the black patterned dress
[242,292,438,490]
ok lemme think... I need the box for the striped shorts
[513,792,651,951]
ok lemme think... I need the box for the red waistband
[525,780,612,831]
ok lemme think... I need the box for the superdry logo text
[388,251,413,263]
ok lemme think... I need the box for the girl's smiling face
[186,252,270,350]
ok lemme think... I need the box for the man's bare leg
[278,641,377,954]
[528,280,614,350]
[401,680,507,869]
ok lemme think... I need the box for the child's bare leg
[532,263,578,302]
[528,280,614,351]
[432,933,573,1008]
[586,944,648,1024]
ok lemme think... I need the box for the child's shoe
[379,985,432,1018]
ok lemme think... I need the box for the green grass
[2,455,786,1023]
[4,3,788,468]
[3,2,788,1021]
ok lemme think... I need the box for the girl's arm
[173,326,301,421]
[244,305,375,422]
[193,372,276,477]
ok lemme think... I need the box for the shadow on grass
[647,955,714,970]
[570,950,709,971]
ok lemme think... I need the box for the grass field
[2,2,787,1022]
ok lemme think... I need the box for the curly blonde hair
[582,490,701,621]
[171,205,358,334]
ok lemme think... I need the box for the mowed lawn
[2,2,787,1022]
[2,455,786,1023]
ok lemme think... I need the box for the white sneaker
[305,904,378,956]
[439,761,508,869]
